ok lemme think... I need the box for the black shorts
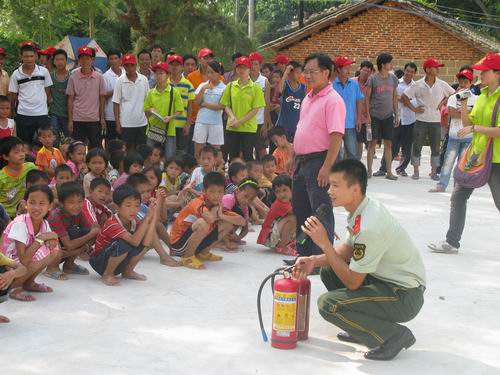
[356,124,368,143]
[105,120,120,141]
[371,116,394,141]
[121,126,147,149]
[0,266,10,302]
[89,239,144,276]
[171,226,219,256]
[255,124,269,151]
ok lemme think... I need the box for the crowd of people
[0,39,498,359]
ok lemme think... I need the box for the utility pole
[235,0,239,25]
[89,10,95,39]
[298,0,304,29]
[248,0,255,38]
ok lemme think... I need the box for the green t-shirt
[49,71,69,117]
[0,162,37,217]
[468,86,500,164]
[220,79,266,133]
[345,197,426,289]
[170,77,196,129]
[144,85,184,137]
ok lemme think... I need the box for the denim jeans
[412,121,441,167]
[147,136,176,159]
[437,138,470,190]
[292,154,335,256]
[343,128,359,160]
[50,115,70,146]
[446,164,500,248]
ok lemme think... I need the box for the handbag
[147,87,174,144]
[453,97,500,189]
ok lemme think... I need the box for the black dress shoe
[364,326,416,361]
[373,170,386,177]
[337,331,360,344]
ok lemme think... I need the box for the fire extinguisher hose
[257,266,294,342]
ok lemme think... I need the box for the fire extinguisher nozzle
[262,331,269,342]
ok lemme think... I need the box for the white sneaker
[428,241,459,254]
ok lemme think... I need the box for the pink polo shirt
[66,69,106,122]
[293,85,346,155]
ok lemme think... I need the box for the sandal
[43,270,69,281]
[181,256,206,270]
[63,264,89,275]
[197,251,223,262]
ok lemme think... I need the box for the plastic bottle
[366,124,372,141]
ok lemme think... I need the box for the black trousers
[380,123,414,173]
[73,121,102,150]
[121,126,147,151]
[226,131,256,161]
[16,114,50,143]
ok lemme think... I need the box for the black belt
[295,150,327,163]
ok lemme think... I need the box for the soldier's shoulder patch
[353,243,366,261]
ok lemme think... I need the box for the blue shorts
[89,239,143,276]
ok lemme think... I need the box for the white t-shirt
[4,219,52,255]
[9,64,53,116]
[189,166,211,192]
[447,91,477,140]
[195,81,226,126]
[103,67,123,121]
[397,78,417,126]
[112,73,149,128]
[404,77,455,123]
[252,73,268,125]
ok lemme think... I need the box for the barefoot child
[35,124,65,179]
[160,157,184,197]
[225,161,247,194]
[169,172,246,269]
[89,184,158,286]
[261,154,277,206]
[46,182,99,280]
[82,178,112,227]
[1,185,60,301]
[83,148,109,197]
[257,174,297,255]
[189,144,218,192]
[245,160,270,223]
[16,169,49,215]
[269,126,293,175]
[50,164,74,205]
[0,137,37,218]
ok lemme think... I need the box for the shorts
[0,265,10,302]
[105,120,120,141]
[89,239,143,276]
[193,123,224,145]
[255,124,269,151]
[371,116,394,141]
[121,126,147,148]
[170,226,219,256]
[356,124,368,143]
[263,217,296,248]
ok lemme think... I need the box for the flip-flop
[43,270,69,280]
[63,264,89,275]
[24,282,53,293]
[197,251,223,262]
[181,256,206,270]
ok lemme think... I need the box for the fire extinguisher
[257,266,311,349]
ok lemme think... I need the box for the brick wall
[275,4,486,83]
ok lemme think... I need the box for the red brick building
[261,0,499,82]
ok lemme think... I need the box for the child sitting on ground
[169,172,246,270]
[83,148,109,197]
[89,184,158,286]
[65,140,86,183]
[261,154,277,206]
[35,124,65,179]
[222,177,259,249]
[126,173,179,267]
[179,153,198,188]
[257,175,297,256]
[112,152,144,190]
[136,144,154,168]
[0,95,15,140]
[2,185,60,301]
[150,143,164,170]
[269,126,293,175]
[16,169,50,216]
[246,161,271,223]
[50,164,74,206]
[215,149,225,174]
[108,150,125,186]
[225,161,247,194]
[189,145,218,192]
[160,157,184,197]
[46,182,99,280]
[0,137,37,218]
[82,178,113,228]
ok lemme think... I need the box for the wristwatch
[35,237,44,246]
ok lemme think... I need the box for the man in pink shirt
[288,52,345,261]
[66,46,107,149]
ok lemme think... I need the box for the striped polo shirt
[170,76,195,128]
[8,64,52,116]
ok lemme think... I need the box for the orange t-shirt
[273,146,291,175]
[186,69,225,121]
[35,146,65,171]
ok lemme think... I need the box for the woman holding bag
[429,53,500,254]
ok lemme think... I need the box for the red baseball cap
[275,54,289,65]
[423,58,445,70]
[122,53,137,65]
[151,62,169,73]
[0,48,5,55]
[20,41,40,51]
[456,69,473,81]
[198,48,214,59]
[235,56,252,69]
[167,54,184,65]
[470,53,500,71]
[78,46,93,58]
[45,46,56,56]
[335,56,355,68]
[248,52,263,63]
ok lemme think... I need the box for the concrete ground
[2,149,500,375]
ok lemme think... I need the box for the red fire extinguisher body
[271,277,299,349]
[296,278,311,341]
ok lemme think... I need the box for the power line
[430,3,500,19]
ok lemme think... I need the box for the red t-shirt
[93,214,139,255]
[47,207,91,238]
[257,199,292,245]
[82,198,112,227]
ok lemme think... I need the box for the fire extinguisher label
[297,294,307,331]
[273,291,297,331]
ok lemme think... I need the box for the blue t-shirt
[332,78,364,129]
[277,81,306,135]
[195,81,226,126]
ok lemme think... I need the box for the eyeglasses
[303,69,322,76]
